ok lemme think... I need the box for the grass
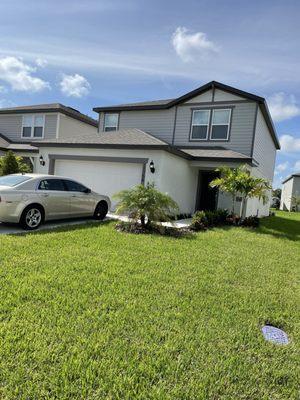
[0,211,299,399]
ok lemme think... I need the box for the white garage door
[55,159,143,208]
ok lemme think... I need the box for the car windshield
[0,175,31,187]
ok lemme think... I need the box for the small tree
[209,165,244,215]
[0,151,31,176]
[113,182,179,228]
[210,165,271,218]
[238,173,271,218]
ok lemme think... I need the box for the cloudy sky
[0,0,299,188]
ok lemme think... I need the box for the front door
[196,171,219,211]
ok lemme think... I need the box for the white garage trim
[48,154,149,184]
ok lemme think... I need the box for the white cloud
[35,58,48,68]
[172,27,218,62]
[0,56,50,92]
[60,73,90,97]
[275,161,289,174]
[0,99,16,108]
[293,160,300,171]
[268,92,300,122]
[279,134,300,153]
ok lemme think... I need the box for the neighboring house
[280,173,300,211]
[34,81,279,215]
[0,103,98,169]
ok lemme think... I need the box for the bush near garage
[0,150,31,176]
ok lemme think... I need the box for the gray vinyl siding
[173,102,257,156]
[252,108,276,182]
[100,109,176,143]
[0,113,57,141]
[0,115,22,141]
[44,114,57,139]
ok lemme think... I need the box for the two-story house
[34,81,280,216]
[0,103,98,170]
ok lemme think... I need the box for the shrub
[113,183,179,229]
[115,221,192,238]
[191,209,230,231]
[226,214,241,226]
[205,209,229,226]
[190,211,208,231]
[239,216,260,227]
[0,151,31,176]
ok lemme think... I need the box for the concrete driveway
[0,217,112,235]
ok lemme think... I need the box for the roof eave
[0,108,98,128]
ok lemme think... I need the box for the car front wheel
[20,205,43,230]
[93,201,108,220]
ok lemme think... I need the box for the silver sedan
[0,174,111,230]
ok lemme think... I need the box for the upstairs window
[22,115,44,138]
[190,110,210,140]
[104,113,119,132]
[210,109,231,140]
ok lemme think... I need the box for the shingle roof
[35,128,168,147]
[34,129,254,163]
[0,103,97,127]
[0,132,39,152]
[0,133,38,153]
[107,98,174,108]
[180,147,251,160]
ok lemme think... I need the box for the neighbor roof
[93,80,280,150]
[0,103,97,127]
[282,173,300,184]
[0,133,38,153]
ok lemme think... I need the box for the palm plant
[113,182,179,228]
[209,165,243,215]
[210,165,271,218]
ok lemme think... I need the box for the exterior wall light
[39,155,45,166]
[149,160,155,174]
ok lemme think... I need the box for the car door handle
[41,193,49,197]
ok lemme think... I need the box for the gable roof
[93,80,280,150]
[0,103,98,127]
[282,173,300,184]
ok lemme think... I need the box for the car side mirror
[84,188,91,194]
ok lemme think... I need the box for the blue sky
[0,0,299,188]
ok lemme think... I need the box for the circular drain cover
[262,325,289,345]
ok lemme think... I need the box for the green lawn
[0,211,299,399]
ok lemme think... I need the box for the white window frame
[209,108,231,141]
[190,109,211,141]
[21,114,45,139]
[104,113,119,132]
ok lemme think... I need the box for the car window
[38,179,66,191]
[64,180,87,193]
[0,175,31,187]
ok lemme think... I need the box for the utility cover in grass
[262,325,289,345]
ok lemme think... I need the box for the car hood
[0,185,12,191]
